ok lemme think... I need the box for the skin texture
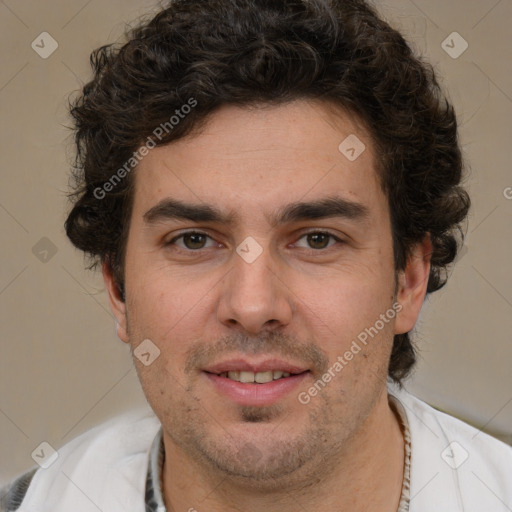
[104,99,431,512]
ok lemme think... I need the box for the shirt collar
[145,428,166,512]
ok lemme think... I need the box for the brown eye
[167,231,216,251]
[306,232,332,249]
[182,233,208,249]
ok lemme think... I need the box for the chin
[174,419,330,488]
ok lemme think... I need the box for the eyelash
[166,230,343,252]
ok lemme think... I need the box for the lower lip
[204,372,309,406]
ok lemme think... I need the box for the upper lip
[203,358,309,375]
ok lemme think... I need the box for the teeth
[239,371,254,383]
[255,371,273,383]
[222,370,294,383]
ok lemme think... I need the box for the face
[105,99,429,485]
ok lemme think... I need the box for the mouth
[202,358,310,406]
[213,370,295,383]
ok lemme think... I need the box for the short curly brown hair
[65,0,470,383]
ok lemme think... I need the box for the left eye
[295,232,339,250]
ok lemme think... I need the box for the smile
[202,359,310,406]
[215,370,293,383]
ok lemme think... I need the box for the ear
[102,261,129,343]
[394,234,432,335]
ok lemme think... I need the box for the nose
[216,242,293,334]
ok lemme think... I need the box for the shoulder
[389,384,512,511]
[392,384,512,461]
[1,407,161,512]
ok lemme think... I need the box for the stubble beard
[159,384,363,491]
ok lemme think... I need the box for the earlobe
[394,234,433,335]
[102,261,130,343]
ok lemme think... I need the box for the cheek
[127,265,195,327]
[294,265,395,347]
[125,270,219,375]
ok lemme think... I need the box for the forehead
[131,100,386,224]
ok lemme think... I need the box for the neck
[161,389,405,512]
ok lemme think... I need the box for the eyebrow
[268,196,369,227]
[143,196,370,227]
[143,199,236,225]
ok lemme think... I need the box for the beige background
[1,0,511,485]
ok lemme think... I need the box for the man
[2,0,511,510]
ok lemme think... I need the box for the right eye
[166,231,218,251]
